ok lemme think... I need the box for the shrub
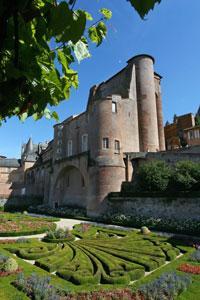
[103,213,200,236]
[169,161,200,191]
[137,161,171,192]
[2,257,18,272]
[44,227,74,242]
[16,238,30,244]
[139,272,191,299]
[189,250,200,262]
[0,254,8,268]
[140,226,150,235]
[14,273,65,300]
[17,245,58,260]
[28,205,87,219]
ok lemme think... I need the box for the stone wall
[0,166,24,198]
[104,196,200,221]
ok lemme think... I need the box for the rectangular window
[67,140,73,156]
[66,175,69,187]
[102,138,109,149]
[114,140,120,154]
[189,131,194,139]
[112,102,117,113]
[81,134,88,152]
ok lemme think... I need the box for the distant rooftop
[0,158,20,168]
[21,138,48,162]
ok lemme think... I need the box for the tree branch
[13,8,19,67]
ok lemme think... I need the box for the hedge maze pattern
[7,225,180,286]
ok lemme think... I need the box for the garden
[0,212,58,236]
[0,223,200,299]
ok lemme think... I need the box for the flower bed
[0,268,22,277]
[13,272,145,300]
[178,263,200,275]
[0,212,57,236]
[138,272,192,299]
[13,273,64,300]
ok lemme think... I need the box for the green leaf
[58,9,86,44]
[20,112,28,122]
[49,2,73,37]
[88,22,107,46]
[100,8,112,20]
[57,49,69,74]
[97,22,107,38]
[52,111,59,122]
[84,11,93,21]
[128,0,161,19]
[74,40,91,63]
[33,113,41,121]
[44,107,51,119]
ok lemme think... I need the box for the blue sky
[1,0,200,158]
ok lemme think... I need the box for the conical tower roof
[26,137,33,152]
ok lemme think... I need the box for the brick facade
[23,54,165,216]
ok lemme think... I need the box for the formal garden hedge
[0,212,58,236]
[6,224,181,286]
[1,223,200,299]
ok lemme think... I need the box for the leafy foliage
[14,273,62,300]
[128,0,161,19]
[137,160,171,192]
[189,250,200,262]
[139,272,191,299]
[169,160,200,191]
[0,0,111,123]
[0,0,161,123]
[195,115,200,126]
[137,160,200,192]
[2,257,18,272]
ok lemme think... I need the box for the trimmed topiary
[140,226,151,235]
[3,257,18,272]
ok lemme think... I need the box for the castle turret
[155,78,165,151]
[131,55,160,152]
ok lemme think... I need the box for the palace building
[23,54,165,216]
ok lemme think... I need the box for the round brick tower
[133,55,160,152]
[87,96,125,216]
[156,92,166,151]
